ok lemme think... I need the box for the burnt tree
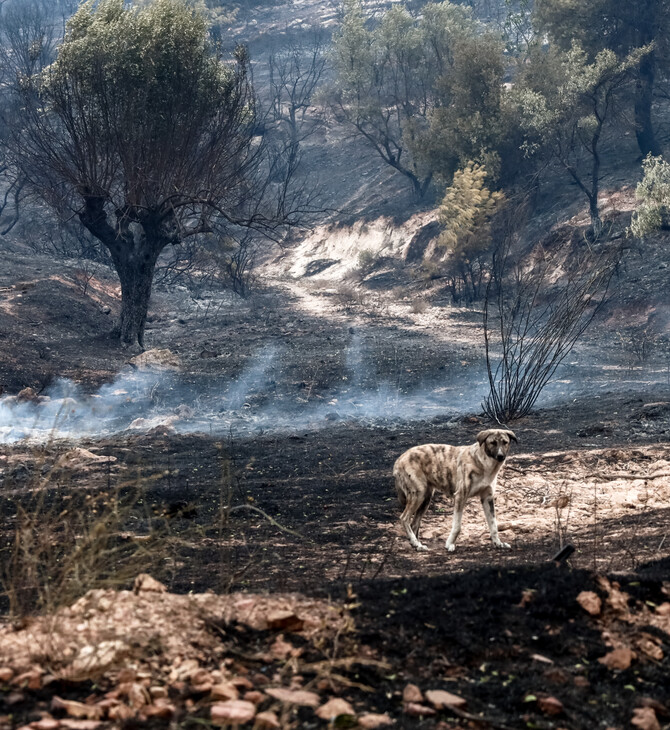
[10,0,308,347]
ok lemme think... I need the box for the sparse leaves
[630,155,670,238]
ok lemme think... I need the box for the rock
[211,700,256,725]
[59,721,103,730]
[67,641,129,680]
[128,349,181,371]
[403,702,436,717]
[598,647,635,670]
[405,220,441,263]
[174,404,195,419]
[576,591,602,616]
[101,305,111,315]
[402,683,423,703]
[31,718,60,730]
[14,669,42,690]
[266,611,304,632]
[640,402,670,419]
[17,387,40,403]
[537,696,564,716]
[142,699,175,719]
[55,448,117,470]
[210,682,239,702]
[304,259,340,277]
[265,688,320,707]
[51,697,102,720]
[631,707,661,730]
[357,713,394,728]
[254,711,280,729]
[0,667,14,683]
[133,574,167,594]
[315,697,356,720]
[127,683,150,709]
[243,691,264,705]
[425,689,467,710]
[199,349,220,359]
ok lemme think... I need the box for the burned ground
[1,190,670,727]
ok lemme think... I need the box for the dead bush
[334,283,367,311]
[409,298,429,314]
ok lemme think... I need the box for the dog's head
[476,429,517,463]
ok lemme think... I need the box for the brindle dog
[393,429,517,552]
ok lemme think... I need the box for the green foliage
[630,155,670,237]
[415,31,508,185]
[533,0,669,156]
[45,0,236,194]
[534,0,668,59]
[437,162,504,258]
[329,0,506,196]
[512,42,649,234]
[434,162,504,301]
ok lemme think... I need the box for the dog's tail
[393,460,407,507]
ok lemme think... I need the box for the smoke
[0,338,487,444]
[0,337,666,444]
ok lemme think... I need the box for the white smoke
[0,337,666,444]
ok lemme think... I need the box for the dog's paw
[494,541,511,549]
[415,542,430,552]
[445,543,456,552]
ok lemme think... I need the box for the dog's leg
[480,491,510,549]
[411,490,433,545]
[397,474,430,552]
[445,493,465,552]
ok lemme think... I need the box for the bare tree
[0,0,60,235]
[268,28,327,174]
[483,205,618,422]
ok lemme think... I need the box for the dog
[393,429,517,552]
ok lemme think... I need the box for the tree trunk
[78,198,164,349]
[114,245,162,349]
[635,52,661,157]
[589,197,603,240]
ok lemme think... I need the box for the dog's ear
[476,430,492,445]
[506,430,518,443]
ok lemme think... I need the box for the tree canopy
[329,0,505,198]
[534,0,670,156]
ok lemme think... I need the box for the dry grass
[0,470,173,617]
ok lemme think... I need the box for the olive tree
[328,0,505,198]
[630,154,670,237]
[513,44,649,238]
[10,0,308,348]
[534,0,670,157]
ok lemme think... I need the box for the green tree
[329,0,504,198]
[534,0,669,157]
[630,154,670,237]
[10,0,306,348]
[514,44,649,238]
[435,161,504,301]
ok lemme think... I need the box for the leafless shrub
[1,470,169,617]
[483,211,618,422]
[17,212,109,263]
[71,260,96,296]
[334,283,367,311]
[617,326,657,365]
[409,298,429,314]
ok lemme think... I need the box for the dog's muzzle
[496,453,506,462]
